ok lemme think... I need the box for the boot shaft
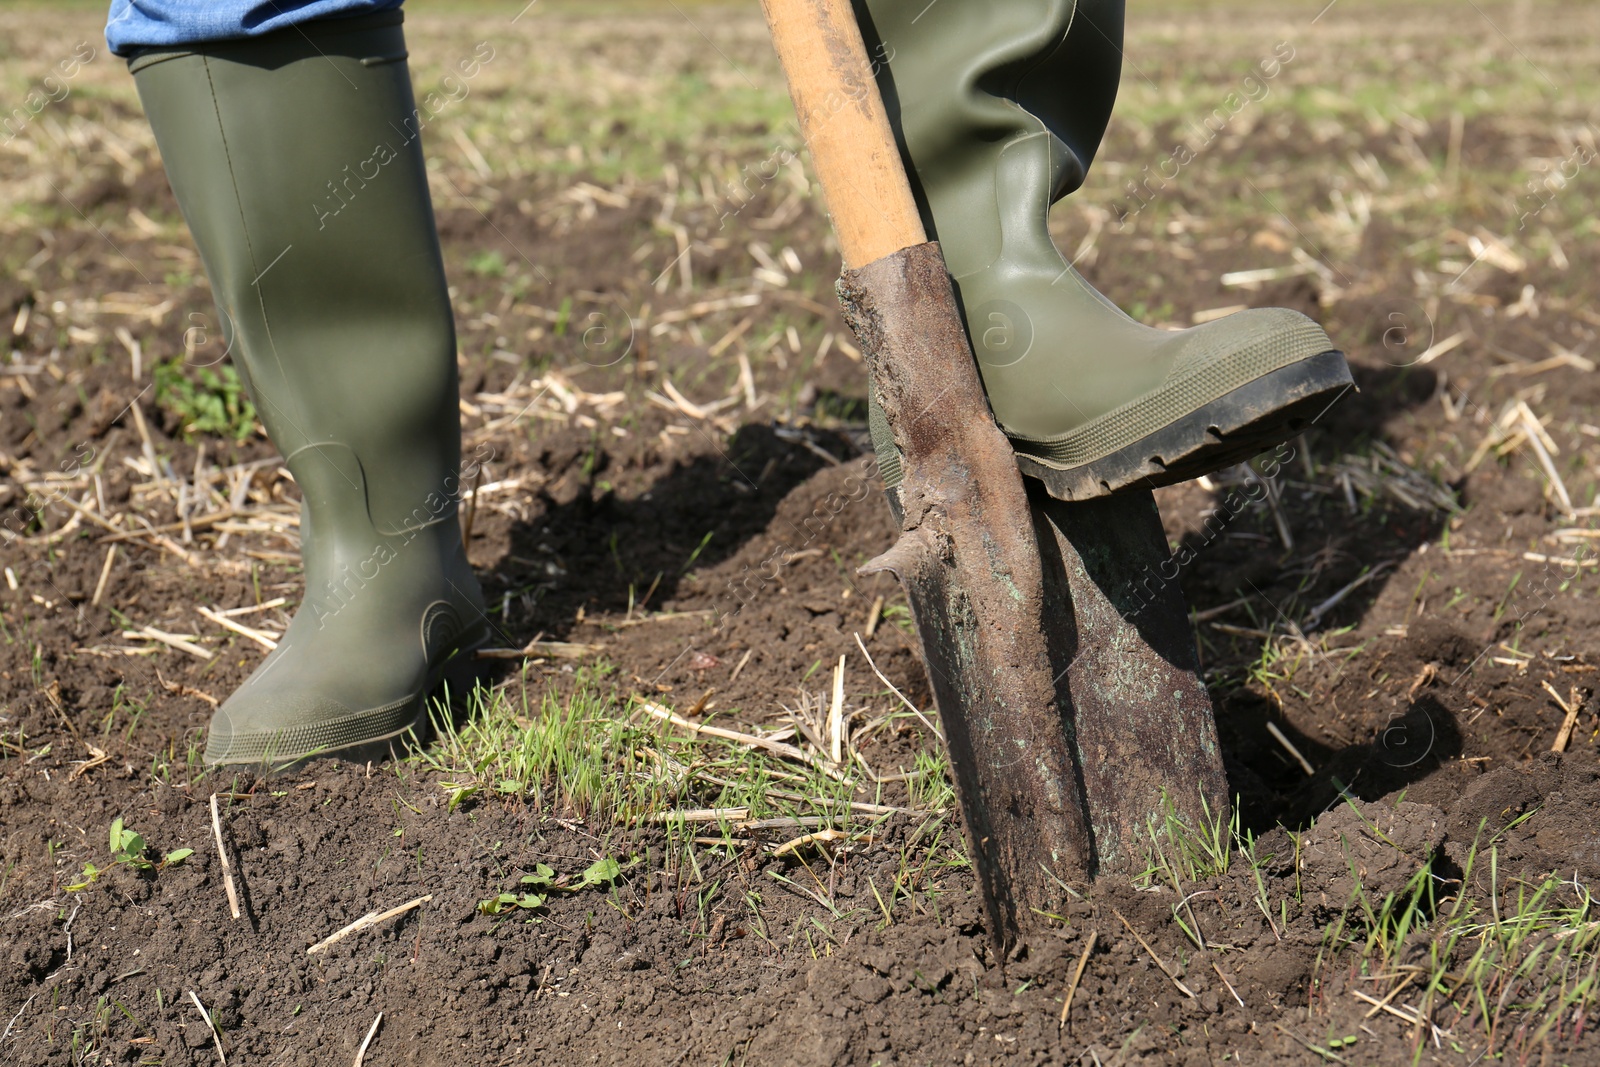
[855,0,1125,277]
[131,14,464,542]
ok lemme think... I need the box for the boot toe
[1168,307,1334,383]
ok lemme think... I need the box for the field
[4,0,1600,1062]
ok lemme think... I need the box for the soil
[6,5,1600,1065]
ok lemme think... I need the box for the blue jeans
[106,0,403,56]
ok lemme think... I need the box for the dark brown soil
[7,6,1600,1065]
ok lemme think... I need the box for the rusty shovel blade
[840,241,1094,954]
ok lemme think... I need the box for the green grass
[411,669,956,841]
[1142,789,1600,1057]
[417,679,846,822]
[398,669,967,947]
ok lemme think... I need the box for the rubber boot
[855,0,1352,500]
[131,12,490,767]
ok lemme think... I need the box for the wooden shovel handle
[758,0,926,268]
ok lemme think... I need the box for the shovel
[758,0,1228,956]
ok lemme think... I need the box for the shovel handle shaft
[758,0,926,268]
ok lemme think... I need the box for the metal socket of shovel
[758,0,1228,957]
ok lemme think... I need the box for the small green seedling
[111,819,148,866]
[475,856,623,915]
[65,865,103,891]
[66,818,192,891]
[518,862,558,890]
[153,359,258,442]
[477,889,547,916]
[574,857,621,890]
[441,781,478,811]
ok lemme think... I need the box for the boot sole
[207,627,493,772]
[1014,349,1355,501]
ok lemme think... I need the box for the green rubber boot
[856,0,1352,500]
[131,13,490,767]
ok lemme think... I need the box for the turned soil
[6,4,1600,1065]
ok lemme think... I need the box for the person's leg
[856,0,1351,500]
[130,12,487,766]
[105,0,404,57]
